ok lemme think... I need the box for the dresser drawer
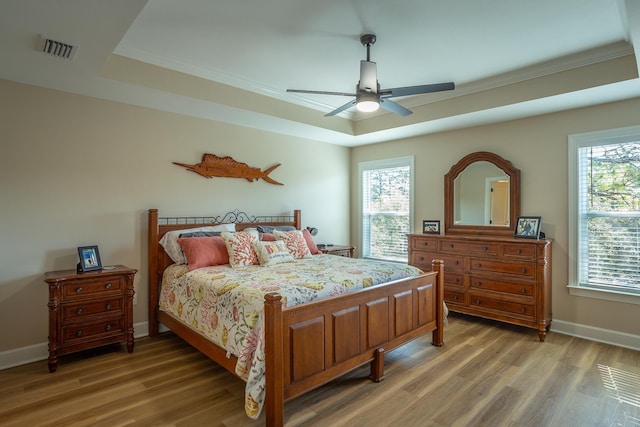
[62,276,123,301]
[469,293,534,318]
[410,237,438,251]
[61,316,124,345]
[502,243,536,260]
[469,276,533,296]
[469,258,536,279]
[444,288,466,306]
[62,297,124,321]
[446,272,465,287]
[411,251,465,271]
[439,240,499,256]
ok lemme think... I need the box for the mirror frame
[444,151,521,236]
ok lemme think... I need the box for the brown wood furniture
[319,244,354,258]
[44,265,137,372]
[409,234,551,341]
[148,209,444,427]
[423,150,552,341]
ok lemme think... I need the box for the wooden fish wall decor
[173,153,284,185]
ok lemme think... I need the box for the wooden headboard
[147,208,301,336]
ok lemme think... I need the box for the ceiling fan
[287,34,455,117]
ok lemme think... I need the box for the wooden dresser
[408,234,552,341]
[44,265,137,372]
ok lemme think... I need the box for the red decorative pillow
[302,228,321,254]
[177,237,229,270]
[273,229,312,259]
[222,231,260,267]
[261,233,276,241]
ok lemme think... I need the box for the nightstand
[319,245,354,258]
[43,265,137,372]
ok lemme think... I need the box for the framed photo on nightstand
[77,245,102,272]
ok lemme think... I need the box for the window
[568,125,640,303]
[359,156,414,262]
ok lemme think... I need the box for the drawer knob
[516,249,522,254]
[75,287,83,293]
[521,288,527,294]
[76,308,84,315]
[106,303,112,310]
[453,295,459,300]
[521,268,527,273]
[105,283,112,289]
[76,330,84,337]
[475,263,481,268]
[476,281,482,286]
[521,308,527,313]
[106,324,112,331]
[449,244,454,248]
[475,299,481,304]
[483,246,488,251]
[455,277,460,283]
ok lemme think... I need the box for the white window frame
[358,156,414,262]
[568,125,640,305]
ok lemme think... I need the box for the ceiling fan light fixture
[356,92,380,112]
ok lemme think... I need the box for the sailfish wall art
[173,153,284,185]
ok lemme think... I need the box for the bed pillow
[177,236,229,270]
[159,223,236,264]
[222,230,259,267]
[302,228,321,255]
[252,240,295,266]
[261,233,277,241]
[256,225,296,234]
[178,231,222,238]
[273,229,312,259]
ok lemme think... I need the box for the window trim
[568,125,640,305]
[358,156,414,262]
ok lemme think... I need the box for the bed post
[264,293,284,427]
[293,209,301,230]
[432,259,445,346]
[148,209,159,337]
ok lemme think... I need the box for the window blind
[360,157,413,262]
[577,141,640,293]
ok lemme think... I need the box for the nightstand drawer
[62,277,123,300]
[62,297,124,321]
[61,317,124,345]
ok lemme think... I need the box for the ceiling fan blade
[380,98,413,116]
[359,61,378,93]
[380,82,455,98]
[287,89,356,97]
[325,99,357,117]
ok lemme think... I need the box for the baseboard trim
[5,320,636,371]
[0,321,151,371]
[551,319,640,351]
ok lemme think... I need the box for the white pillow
[252,240,295,266]
[159,223,236,264]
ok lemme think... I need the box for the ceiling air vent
[39,36,78,60]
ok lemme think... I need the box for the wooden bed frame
[148,208,444,426]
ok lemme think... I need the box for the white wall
[0,79,350,359]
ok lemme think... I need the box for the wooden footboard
[264,261,444,426]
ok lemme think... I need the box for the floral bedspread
[159,254,423,419]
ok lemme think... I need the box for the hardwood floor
[1,313,639,426]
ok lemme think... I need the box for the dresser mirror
[444,151,521,236]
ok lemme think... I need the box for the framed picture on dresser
[422,220,440,234]
[514,216,541,239]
